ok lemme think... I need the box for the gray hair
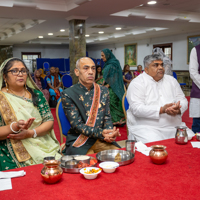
[152,47,173,76]
[76,57,94,69]
[143,54,163,68]
[76,58,82,69]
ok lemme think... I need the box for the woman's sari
[40,69,46,79]
[123,71,133,88]
[33,70,50,102]
[102,49,125,125]
[96,74,103,85]
[134,71,143,77]
[0,58,61,171]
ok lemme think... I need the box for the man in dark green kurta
[61,57,121,155]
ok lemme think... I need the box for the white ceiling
[0,0,200,46]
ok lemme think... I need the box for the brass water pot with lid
[175,126,188,144]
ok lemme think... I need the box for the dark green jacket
[61,82,120,155]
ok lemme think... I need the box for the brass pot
[41,160,63,184]
[149,145,168,165]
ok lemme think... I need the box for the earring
[5,80,8,91]
[24,83,27,90]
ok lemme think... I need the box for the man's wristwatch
[32,129,37,138]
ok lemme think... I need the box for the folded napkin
[135,141,152,156]
[0,170,26,179]
[191,142,200,148]
[0,178,12,191]
[0,170,26,191]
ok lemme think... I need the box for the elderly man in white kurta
[127,54,194,143]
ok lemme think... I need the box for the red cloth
[1,139,200,200]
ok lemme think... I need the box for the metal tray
[61,155,98,173]
[96,150,134,166]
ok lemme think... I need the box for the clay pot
[149,145,168,165]
[41,160,63,184]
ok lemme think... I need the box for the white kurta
[126,72,194,143]
[189,47,200,118]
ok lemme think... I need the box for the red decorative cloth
[1,138,200,200]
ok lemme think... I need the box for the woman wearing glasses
[0,58,61,171]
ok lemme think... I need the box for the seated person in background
[32,69,50,102]
[0,58,61,171]
[55,67,63,78]
[47,66,63,101]
[123,64,133,88]
[134,65,143,77]
[61,57,121,155]
[38,68,46,78]
[95,65,103,84]
[126,54,194,143]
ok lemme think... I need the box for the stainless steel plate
[96,150,134,166]
[61,155,98,173]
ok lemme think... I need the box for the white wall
[12,31,200,71]
[87,31,200,71]
[13,44,69,58]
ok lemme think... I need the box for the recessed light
[98,31,104,34]
[116,27,121,30]
[60,29,65,32]
[48,33,53,35]
[147,1,157,4]
[38,36,43,38]
[85,35,90,37]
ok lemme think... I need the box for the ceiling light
[48,33,53,35]
[98,31,104,34]
[60,29,65,32]
[116,27,121,30]
[147,1,157,4]
[85,34,90,37]
[38,36,43,38]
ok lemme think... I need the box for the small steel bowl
[74,155,90,164]
[61,156,73,166]
[43,156,55,161]
[196,133,200,141]
[65,160,78,169]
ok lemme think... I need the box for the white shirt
[126,72,194,143]
[189,47,200,117]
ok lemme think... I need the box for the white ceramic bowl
[80,167,102,180]
[99,161,119,173]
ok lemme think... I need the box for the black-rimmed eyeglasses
[7,68,29,76]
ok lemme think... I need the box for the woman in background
[134,65,143,77]
[101,49,125,125]
[47,66,63,102]
[55,67,63,78]
[95,65,103,84]
[123,64,133,88]
[32,69,50,102]
[39,68,46,79]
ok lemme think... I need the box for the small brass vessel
[41,159,63,184]
[149,145,168,165]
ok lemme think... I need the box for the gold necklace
[7,88,31,100]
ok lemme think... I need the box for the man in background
[189,44,200,133]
